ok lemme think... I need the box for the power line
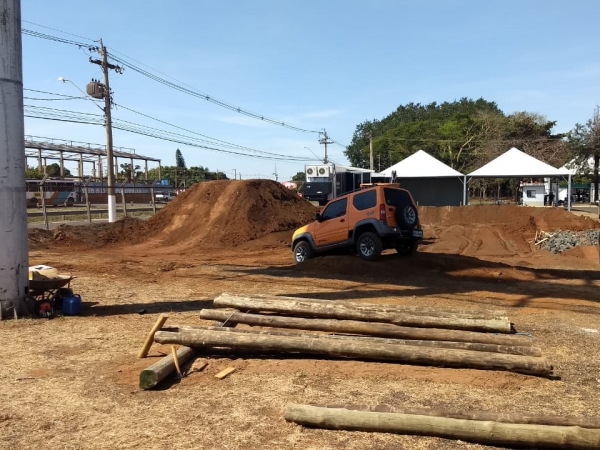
[108,53,320,134]
[24,105,319,163]
[113,102,300,158]
[22,20,96,43]
[21,24,347,144]
[22,28,94,49]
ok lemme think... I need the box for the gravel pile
[542,230,600,254]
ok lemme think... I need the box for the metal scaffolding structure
[24,135,162,180]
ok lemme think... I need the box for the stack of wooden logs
[152,293,554,378]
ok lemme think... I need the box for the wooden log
[176,323,541,357]
[154,328,553,377]
[213,294,512,333]
[138,314,169,358]
[198,309,533,347]
[314,404,600,429]
[139,346,195,390]
[250,294,508,321]
[284,404,600,449]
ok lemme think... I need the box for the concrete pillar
[92,161,96,179]
[130,157,134,182]
[98,156,103,180]
[144,160,148,181]
[0,0,28,317]
[78,153,84,179]
[37,148,42,172]
[59,150,64,177]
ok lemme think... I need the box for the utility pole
[90,40,123,222]
[0,0,28,318]
[273,163,278,181]
[368,131,374,171]
[233,169,237,180]
[319,129,333,164]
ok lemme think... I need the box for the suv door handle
[340,219,345,222]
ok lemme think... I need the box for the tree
[291,172,306,182]
[175,148,186,169]
[566,108,600,202]
[25,167,44,179]
[119,163,143,182]
[45,163,71,177]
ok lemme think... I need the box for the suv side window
[321,198,348,220]
[353,190,376,211]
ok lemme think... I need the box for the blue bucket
[62,294,82,316]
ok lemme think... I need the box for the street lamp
[59,76,117,222]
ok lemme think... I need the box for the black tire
[293,241,314,264]
[356,232,383,261]
[396,240,419,256]
[396,204,418,229]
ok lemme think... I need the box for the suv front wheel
[356,232,382,261]
[293,241,314,264]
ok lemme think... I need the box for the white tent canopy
[468,147,570,177]
[466,147,573,210]
[379,150,464,178]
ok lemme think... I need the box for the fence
[26,178,175,229]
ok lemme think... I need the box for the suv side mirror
[315,212,322,222]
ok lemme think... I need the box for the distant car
[155,192,177,203]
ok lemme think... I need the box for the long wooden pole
[139,346,195,390]
[213,294,512,333]
[314,404,600,429]
[199,309,532,347]
[180,323,541,357]
[154,328,553,377]
[251,294,508,320]
[284,404,600,449]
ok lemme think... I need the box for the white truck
[155,192,177,203]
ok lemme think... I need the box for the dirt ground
[2,183,600,449]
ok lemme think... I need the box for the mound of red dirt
[28,217,144,250]
[419,205,599,233]
[138,179,317,248]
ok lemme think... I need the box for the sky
[20,0,600,181]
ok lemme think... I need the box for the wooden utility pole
[368,131,374,170]
[319,129,333,164]
[0,0,28,318]
[90,40,123,222]
[592,106,599,204]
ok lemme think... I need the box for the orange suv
[292,183,423,263]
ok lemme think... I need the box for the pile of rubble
[536,230,600,254]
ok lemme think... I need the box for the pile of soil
[138,179,317,248]
[28,217,144,250]
[419,205,599,233]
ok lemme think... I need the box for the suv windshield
[384,188,411,206]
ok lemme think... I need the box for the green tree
[45,163,72,177]
[175,148,186,169]
[25,167,44,179]
[566,114,600,202]
[119,163,143,182]
[291,172,305,182]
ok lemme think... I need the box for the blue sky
[21,0,600,180]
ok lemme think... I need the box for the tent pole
[567,174,572,212]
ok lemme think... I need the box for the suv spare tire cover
[396,204,418,229]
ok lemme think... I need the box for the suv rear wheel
[356,232,382,261]
[293,241,314,264]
